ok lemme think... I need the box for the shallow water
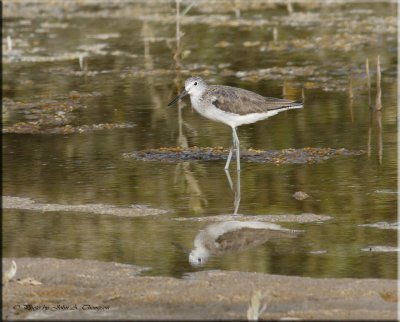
[2,1,397,278]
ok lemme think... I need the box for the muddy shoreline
[2,257,397,320]
[2,196,169,217]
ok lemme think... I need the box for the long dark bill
[167,88,188,106]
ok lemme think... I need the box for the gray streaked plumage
[208,85,301,115]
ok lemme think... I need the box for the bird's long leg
[225,129,236,170]
[232,127,240,171]
[224,145,233,170]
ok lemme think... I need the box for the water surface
[2,1,397,278]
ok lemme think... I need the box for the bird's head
[189,246,209,266]
[168,76,207,106]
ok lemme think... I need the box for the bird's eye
[197,258,201,263]
[194,82,198,86]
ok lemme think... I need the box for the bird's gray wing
[207,85,301,116]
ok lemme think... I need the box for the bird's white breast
[190,95,301,128]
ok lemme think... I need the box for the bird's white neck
[187,84,207,99]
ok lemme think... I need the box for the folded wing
[208,85,302,115]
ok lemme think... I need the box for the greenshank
[168,76,303,171]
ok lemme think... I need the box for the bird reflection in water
[176,171,304,267]
[188,221,303,266]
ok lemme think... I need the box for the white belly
[190,96,302,128]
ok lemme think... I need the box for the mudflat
[2,258,397,320]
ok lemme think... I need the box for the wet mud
[2,257,397,320]
[172,213,332,223]
[124,146,365,164]
[359,222,398,230]
[3,95,134,134]
[3,196,169,217]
